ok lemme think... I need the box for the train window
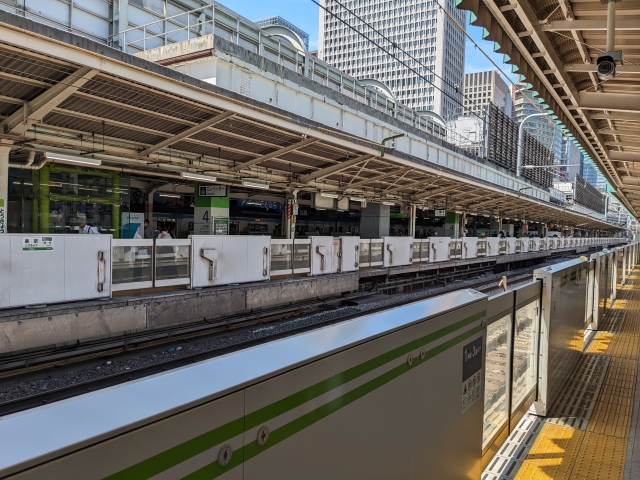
[249,223,268,233]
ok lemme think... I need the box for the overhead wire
[433,0,569,140]
[312,0,488,122]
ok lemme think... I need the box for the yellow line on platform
[513,270,640,480]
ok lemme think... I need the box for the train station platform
[484,268,640,480]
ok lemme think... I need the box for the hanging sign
[198,185,227,197]
[434,209,447,217]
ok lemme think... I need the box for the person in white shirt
[79,220,100,234]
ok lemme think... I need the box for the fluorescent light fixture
[349,197,366,203]
[382,201,395,206]
[242,179,269,189]
[320,192,339,199]
[44,152,101,166]
[181,172,217,183]
[159,193,181,198]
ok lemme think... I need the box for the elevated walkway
[484,269,640,480]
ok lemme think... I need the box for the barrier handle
[200,248,218,282]
[97,251,105,292]
[263,247,269,277]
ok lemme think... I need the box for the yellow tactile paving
[509,267,640,480]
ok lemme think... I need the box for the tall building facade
[559,137,581,181]
[462,70,509,118]
[318,0,466,119]
[581,156,607,191]
[510,83,563,162]
[254,16,310,50]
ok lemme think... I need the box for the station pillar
[194,183,229,235]
[0,146,9,233]
[360,203,390,238]
[490,217,500,236]
[409,204,417,237]
[444,211,460,238]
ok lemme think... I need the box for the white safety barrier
[191,235,270,288]
[430,236,451,262]
[336,236,361,273]
[0,233,626,309]
[486,238,501,257]
[382,237,413,267]
[0,234,111,308]
[462,237,478,259]
[310,236,335,275]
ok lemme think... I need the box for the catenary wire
[312,0,488,122]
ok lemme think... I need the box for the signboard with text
[23,236,54,251]
[198,185,227,197]
[0,199,5,233]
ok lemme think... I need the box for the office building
[581,156,607,191]
[510,83,563,162]
[559,137,581,181]
[318,0,466,119]
[462,70,509,118]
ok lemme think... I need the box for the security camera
[597,51,623,82]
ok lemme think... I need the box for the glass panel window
[155,243,190,281]
[512,301,539,410]
[293,242,310,270]
[370,241,383,263]
[359,241,371,265]
[112,244,153,285]
[271,242,293,272]
[484,314,510,447]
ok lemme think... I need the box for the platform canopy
[0,12,623,231]
[457,0,640,220]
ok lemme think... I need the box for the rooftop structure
[254,15,310,50]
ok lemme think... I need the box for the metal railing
[109,3,447,140]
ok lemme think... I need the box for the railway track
[0,261,565,416]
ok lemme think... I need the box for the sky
[220,0,517,83]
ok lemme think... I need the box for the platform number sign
[462,336,483,414]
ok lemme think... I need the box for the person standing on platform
[79,219,100,234]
